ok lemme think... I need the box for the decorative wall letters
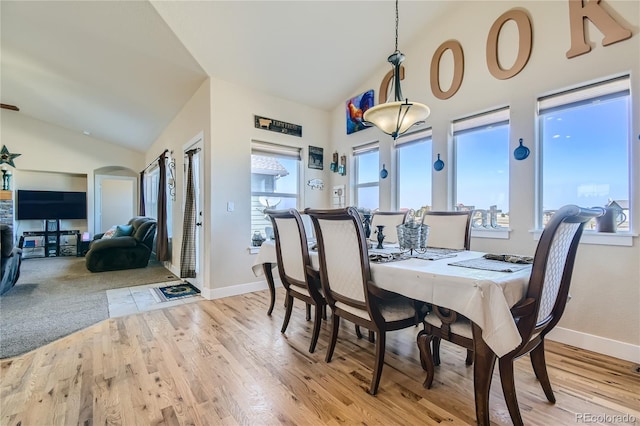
[379,1,633,101]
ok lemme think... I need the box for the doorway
[183,132,204,289]
[95,175,136,233]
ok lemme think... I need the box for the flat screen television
[16,190,87,220]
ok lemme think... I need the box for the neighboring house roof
[608,200,629,209]
[251,155,289,177]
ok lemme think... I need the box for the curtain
[180,150,197,278]
[155,152,170,261]
[139,170,146,216]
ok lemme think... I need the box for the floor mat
[151,282,201,302]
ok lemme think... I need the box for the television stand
[22,220,80,258]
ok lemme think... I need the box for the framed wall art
[346,90,374,134]
[308,146,323,170]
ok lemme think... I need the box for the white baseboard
[547,327,639,364]
[167,262,179,278]
[202,279,282,300]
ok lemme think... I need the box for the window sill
[531,229,636,247]
[471,227,511,239]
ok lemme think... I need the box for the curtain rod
[184,147,201,156]
[141,149,170,173]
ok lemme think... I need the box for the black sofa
[1,224,22,295]
[85,216,157,272]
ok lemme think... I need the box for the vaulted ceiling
[1,1,454,152]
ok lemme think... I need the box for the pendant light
[363,0,430,139]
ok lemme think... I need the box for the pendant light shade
[363,0,430,139]
[364,100,430,139]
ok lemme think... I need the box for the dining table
[251,239,533,425]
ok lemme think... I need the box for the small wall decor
[254,115,302,137]
[307,178,324,190]
[1,166,12,190]
[0,145,21,167]
[380,164,388,179]
[434,153,445,171]
[513,138,530,160]
[308,146,323,170]
[330,151,339,172]
[346,90,374,134]
[338,155,347,176]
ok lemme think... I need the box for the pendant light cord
[395,0,399,53]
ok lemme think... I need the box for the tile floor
[106,280,204,318]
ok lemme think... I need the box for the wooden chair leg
[417,330,436,389]
[325,314,340,363]
[355,324,363,339]
[368,330,375,342]
[322,304,327,320]
[369,330,386,395]
[530,341,556,403]
[305,303,311,321]
[281,294,294,333]
[309,304,322,353]
[499,357,524,426]
[432,336,441,366]
[465,349,474,366]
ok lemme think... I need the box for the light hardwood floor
[1,289,639,425]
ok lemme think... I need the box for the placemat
[448,257,532,272]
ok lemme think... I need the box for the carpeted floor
[0,256,178,359]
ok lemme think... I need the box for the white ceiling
[1,1,453,153]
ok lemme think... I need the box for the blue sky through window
[541,96,629,211]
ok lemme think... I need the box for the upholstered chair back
[307,208,369,309]
[527,205,602,328]
[128,217,157,249]
[269,210,308,285]
[421,211,472,250]
[369,211,408,244]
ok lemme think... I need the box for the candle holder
[1,167,9,190]
[375,225,385,249]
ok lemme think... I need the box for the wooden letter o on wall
[379,65,405,104]
[486,9,532,80]
[430,40,464,100]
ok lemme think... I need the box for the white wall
[1,111,144,235]
[145,79,211,284]
[148,76,331,298]
[328,0,639,361]
[207,77,331,297]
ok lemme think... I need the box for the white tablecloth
[252,240,531,357]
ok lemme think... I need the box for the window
[353,142,379,210]
[453,108,510,229]
[251,141,301,239]
[144,160,173,237]
[395,130,432,211]
[538,76,630,231]
[144,166,160,221]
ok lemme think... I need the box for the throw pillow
[114,224,134,237]
[101,226,117,239]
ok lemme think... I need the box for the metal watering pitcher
[594,206,626,233]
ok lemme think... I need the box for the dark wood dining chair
[306,207,422,395]
[267,208,326,353]
[416,205,603,425]
[421,210,472,250]
[420,210,474,363]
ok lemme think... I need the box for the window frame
[250,141,302,246]
[534,75,633,246]
[394,129,433,212]
[452,107,511,236]
[353,142,380,210]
